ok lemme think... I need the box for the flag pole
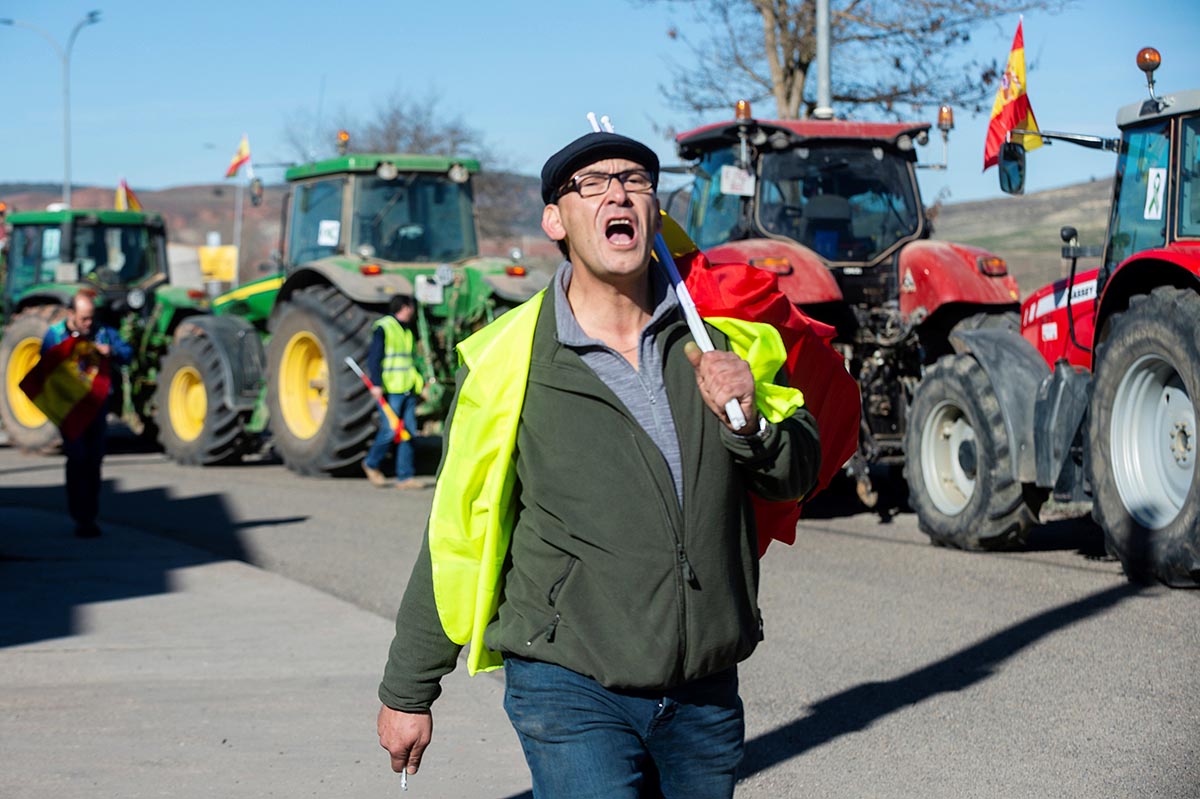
[232,180,244,286]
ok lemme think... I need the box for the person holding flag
[362,294,425,489]
[983,18,1044,170]
[375,131,821,796]
[35,291,132,537]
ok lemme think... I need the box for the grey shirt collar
[552,260,679,348]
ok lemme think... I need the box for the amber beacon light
[1136,47,1161,74]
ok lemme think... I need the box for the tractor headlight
[977,256,1008,277]
[127,288,146,310]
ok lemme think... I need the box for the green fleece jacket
[379,288,820,711]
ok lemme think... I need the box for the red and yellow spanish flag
[19,337,112,442]
[114,178,143,211]
[225,135,251,178]
[660,213,862,556]
[983,19,1044,170]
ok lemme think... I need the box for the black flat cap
[540,132,660,204]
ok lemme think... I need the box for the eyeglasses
[555,169,656,201]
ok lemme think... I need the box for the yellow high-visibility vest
[427,290,804,674]
[374,315,423,394]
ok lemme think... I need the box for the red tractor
[904,48,1200,586]
[673,102,1021,507]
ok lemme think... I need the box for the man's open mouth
[605,217,637,246]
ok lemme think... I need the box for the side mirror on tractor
[998,142,1026,195]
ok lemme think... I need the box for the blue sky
[1,0,1197,205]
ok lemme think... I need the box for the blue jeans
[503,657,744,799]
[364,392,417,480]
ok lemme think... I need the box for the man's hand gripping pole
[652,236,748,430]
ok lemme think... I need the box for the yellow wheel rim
[279,331,328,440]
[6,336,49,429]
[168,365,206,443]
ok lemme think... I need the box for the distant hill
[2,176,1112,295]
[931,178,1112,296]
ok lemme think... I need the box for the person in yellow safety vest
[362,294,426,490]
[376,132,821,797]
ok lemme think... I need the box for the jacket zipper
[526,558,576,647]
[527,612,560,646]
[629,423,691,674]
[540,326,695,670]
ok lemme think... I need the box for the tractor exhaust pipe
[814,0,834,120]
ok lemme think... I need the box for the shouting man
[376,131,821,797]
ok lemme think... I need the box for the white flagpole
[232,181,244,286]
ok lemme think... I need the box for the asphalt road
[2,431,1197,798]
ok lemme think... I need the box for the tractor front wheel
[155,332,251,465]
[1088,288,1200,587]
[266,285,375,476]
[905,353,1044,550]
[0,307,67,451]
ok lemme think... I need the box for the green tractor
[156,151,547,475]
[0,208,209,449]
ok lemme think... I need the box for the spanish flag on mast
[983,19,1044,170]
[114,178,143,211]
[225,135,251,178]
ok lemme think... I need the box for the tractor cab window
[758,145,920,263]
[1178,117,1200,239]
[353,174,478,263]
[686,148,742,250]
[1105,120,1170,269]
[5,225,62,295]
[73,224,161,286]
[289,178,346,264]
[5,223,164,296]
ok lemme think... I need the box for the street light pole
[0,10,102,208]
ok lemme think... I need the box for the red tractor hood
[706,238,843,306]
[897,240,1020,317]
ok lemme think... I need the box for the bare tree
[642,0,1064,120]
[284,88,486,162]
[283,88,523,238]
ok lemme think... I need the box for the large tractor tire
[266,285,375,476]
[155,331,251,466]
[905,353,1044,550]
[0,307,66,451]
[1088,288,1200,587]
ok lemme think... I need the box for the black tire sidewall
[1088,289,1200,586]
[267,301,335,468]
[0,309,66,451]
[265,286,374,476]
[155,334,227,464]
[905,354,1027,550]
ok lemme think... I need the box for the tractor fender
[283,262,415,306]
[175,315,265,412]
[949,327,1049,483]
[899,241,1020,318]
[1094,250,1200,344]
[484,271,550,303]
[1032,361,1091,491]
[706,238,843,305]
[14,290,72,314]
